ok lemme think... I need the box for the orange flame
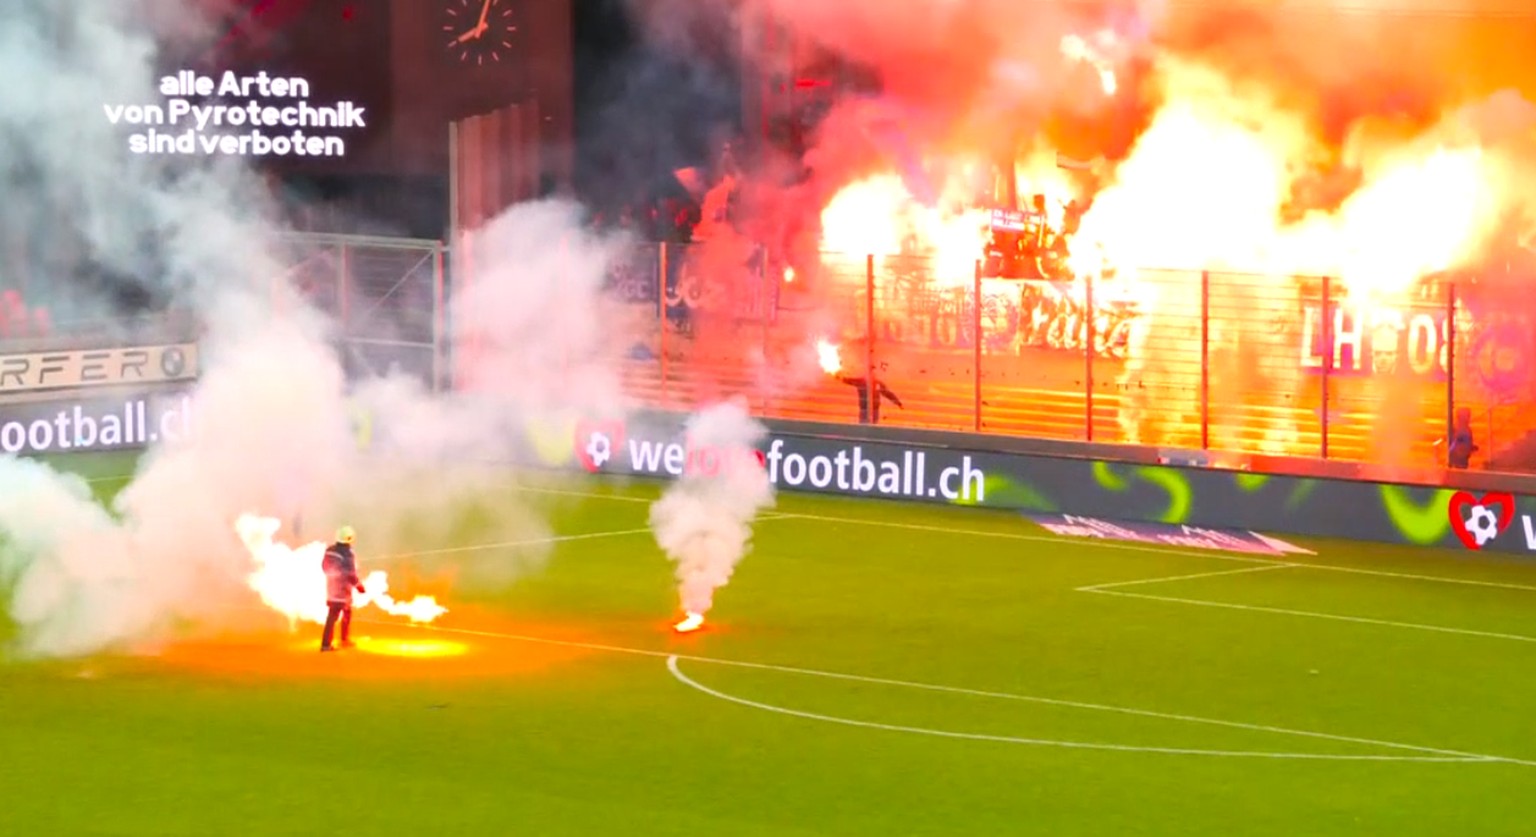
[235,514,448,626]
[815,339,842,375]
[1060,31,1118,96]
[674,612,705,633]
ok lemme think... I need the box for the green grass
[5,455,1536,834]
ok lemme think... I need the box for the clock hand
[477,0,492,27]
[452,22,488,44]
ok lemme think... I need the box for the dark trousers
[321,602,352,648]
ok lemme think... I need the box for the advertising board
[0,389,194,455]
[0,343,198,396]
[539,411,1536,556]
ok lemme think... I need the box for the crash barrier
[603,242,1536,475]
[551,410,1536,557]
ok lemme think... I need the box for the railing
[272,232,447,391]
[606,241,1536,475]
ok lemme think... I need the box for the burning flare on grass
[649,400,775,627]
[815,339,842,375]
[674,612,705,633]
[235,514,447,626]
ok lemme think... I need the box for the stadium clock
[440,0,518,67]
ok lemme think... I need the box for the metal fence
[273,232,447,391]
[607,241,1536,474]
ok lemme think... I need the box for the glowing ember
[235,514,448,627]
[815,339,842,375]
[783,266,796,283]
[674,612,705,633]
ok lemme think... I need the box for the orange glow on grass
[235,514,449,626]
[354,637,469,658]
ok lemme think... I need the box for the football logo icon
[574,419,625,473]
[1446,490,1515,551]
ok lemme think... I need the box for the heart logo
[1446,490,1515,550]
[574,418,626,473]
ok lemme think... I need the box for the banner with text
[0,390,194,455]
[0,343,198,396]
[105,70,368,159]
[520,411,1536,557]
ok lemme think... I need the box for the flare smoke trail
[0,1,634,659]
[648,399,775,619]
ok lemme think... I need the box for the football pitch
[4,456,1536,835]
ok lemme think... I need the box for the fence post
[1445,279,1457,466]
[973,259,983,431]
[1084,272,1095,441]
[1321,276,1332,459]
[432,243,446,392]
[658,242,670,410]
[865,254,876,404]
[760,251,772,416]
[1200,270,1210,449]
[337,242,351,334]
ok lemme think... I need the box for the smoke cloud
[648,399,775,618]
[0,1,634,658]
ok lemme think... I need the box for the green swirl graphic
[956,475,1057,511]
[1135,467,1193,524]
[351,407,372,451]
[1090,462,1190,524]
[1092,461,1129,491]
[1235,474,1270,492]
[1285,479,1319,510]
[1379,484,1453,545]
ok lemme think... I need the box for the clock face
[440,0,518,67]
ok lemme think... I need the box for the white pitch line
[378,527,656,561]
[374,515,791,563]
[771,512,1536,593]
[82,468,1536,592]
[395,621,1535,767]
[510,484,652,504]
[664,657,1484,763]
[1077,564,1293,592]
[1087,588,1536,645]
[768,512,1285,566]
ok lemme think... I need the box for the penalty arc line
[663,656,1485,763]
[394,621,1536,767]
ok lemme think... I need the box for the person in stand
[1446,407,1478,470]
[320,526,365,652]
[837,373,904,425]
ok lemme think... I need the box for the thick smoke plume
[627,0,1536,466]
[0,1,633,658]
[648,399,775,618]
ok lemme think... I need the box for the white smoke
[648,399,775,618]
[0,2,634,658]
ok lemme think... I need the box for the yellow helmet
[336,525,356,545]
